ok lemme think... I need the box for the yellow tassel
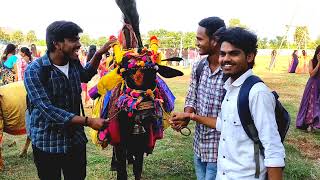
[97,68,123,95]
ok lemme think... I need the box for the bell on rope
[132,123,146,134]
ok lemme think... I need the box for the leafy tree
[80,33,91,47]
[26,30,37,45]
[228,18,247,28]
[294,26,310,49]
[36,39,46,46]
[0,29,5,42]
[269,36,288,49]
[2,33,11,43]
[147,29,196,49]
[258,37,268,49]
[11,31,24,44]
[96,36,108,47]
[183,32,196,48]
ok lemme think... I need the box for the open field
[0,55,319,179]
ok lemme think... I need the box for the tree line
[1,18,319,49]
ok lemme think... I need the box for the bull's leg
[19,136,31,157]
[133,152,144,180]
[110,147,117,171]
[115,145,128,180]
[127,151,134,165]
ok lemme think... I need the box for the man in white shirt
[171,27,285,180]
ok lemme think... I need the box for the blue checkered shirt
[185,58,224,162]
[24,53,97,153]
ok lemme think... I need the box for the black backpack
[237,75,290,178]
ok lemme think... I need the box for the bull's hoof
[8,141,16,147]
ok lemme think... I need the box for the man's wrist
[190,112,195,120]
[84,117,89,126]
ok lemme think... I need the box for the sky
[0,0,319,41]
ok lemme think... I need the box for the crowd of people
[0,16,319,180]
[0,44,40,85]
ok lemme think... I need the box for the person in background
[15,47,32,81]
[288,50,299,73]
[1,43,18,84]
[296,45,320,132]
[269,49,277,70]
[30,44,41,59]
[82,45,96,107]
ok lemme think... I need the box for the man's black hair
[198,17,226,39]
[46,21,83,52]
[218,27,258,68]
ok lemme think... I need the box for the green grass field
[0,55,319,179]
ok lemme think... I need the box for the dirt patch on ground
[287,137,320,160]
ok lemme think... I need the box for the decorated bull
[89,0,184,179]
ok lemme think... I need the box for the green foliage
[80,33,91,47]
[3,33,11,43]
[258,37,268,49]
[11,31,24,45]
[183,32,196,48]
[147,29,195,49]
[25,31,37,45]
[228,18,247,28]
[96,37,108,47]
[269,36,288,49]
[35,39,46,46]
[294,26,310,49]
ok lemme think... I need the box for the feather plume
[115,0,143,48]
[161,57,184,62]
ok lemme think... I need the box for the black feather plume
[157,65,184,78]
[115,0,143,48]
[161,57,184,62]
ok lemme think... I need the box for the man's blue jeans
[194,155,217,180]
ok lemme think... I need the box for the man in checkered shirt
[24,21,116,180]
[172,17,226,180]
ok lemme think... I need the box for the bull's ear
[161,57,183,62]
[157,64,184,78]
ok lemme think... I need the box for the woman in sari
[296,49,308,74]
[1,44,18,85]
[296,45,320,132]
[288,50,299,73]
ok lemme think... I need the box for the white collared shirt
[216,69,285,180]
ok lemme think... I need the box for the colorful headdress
[96,0,183,95]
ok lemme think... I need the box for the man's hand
[170,112,191,131]
[96,37,117,56]
[87,118,106,130]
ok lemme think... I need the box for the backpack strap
[27,58,52,114]
[237,75,264,178]
[195,58,206,84]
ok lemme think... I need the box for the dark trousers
[32,145,87,180]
